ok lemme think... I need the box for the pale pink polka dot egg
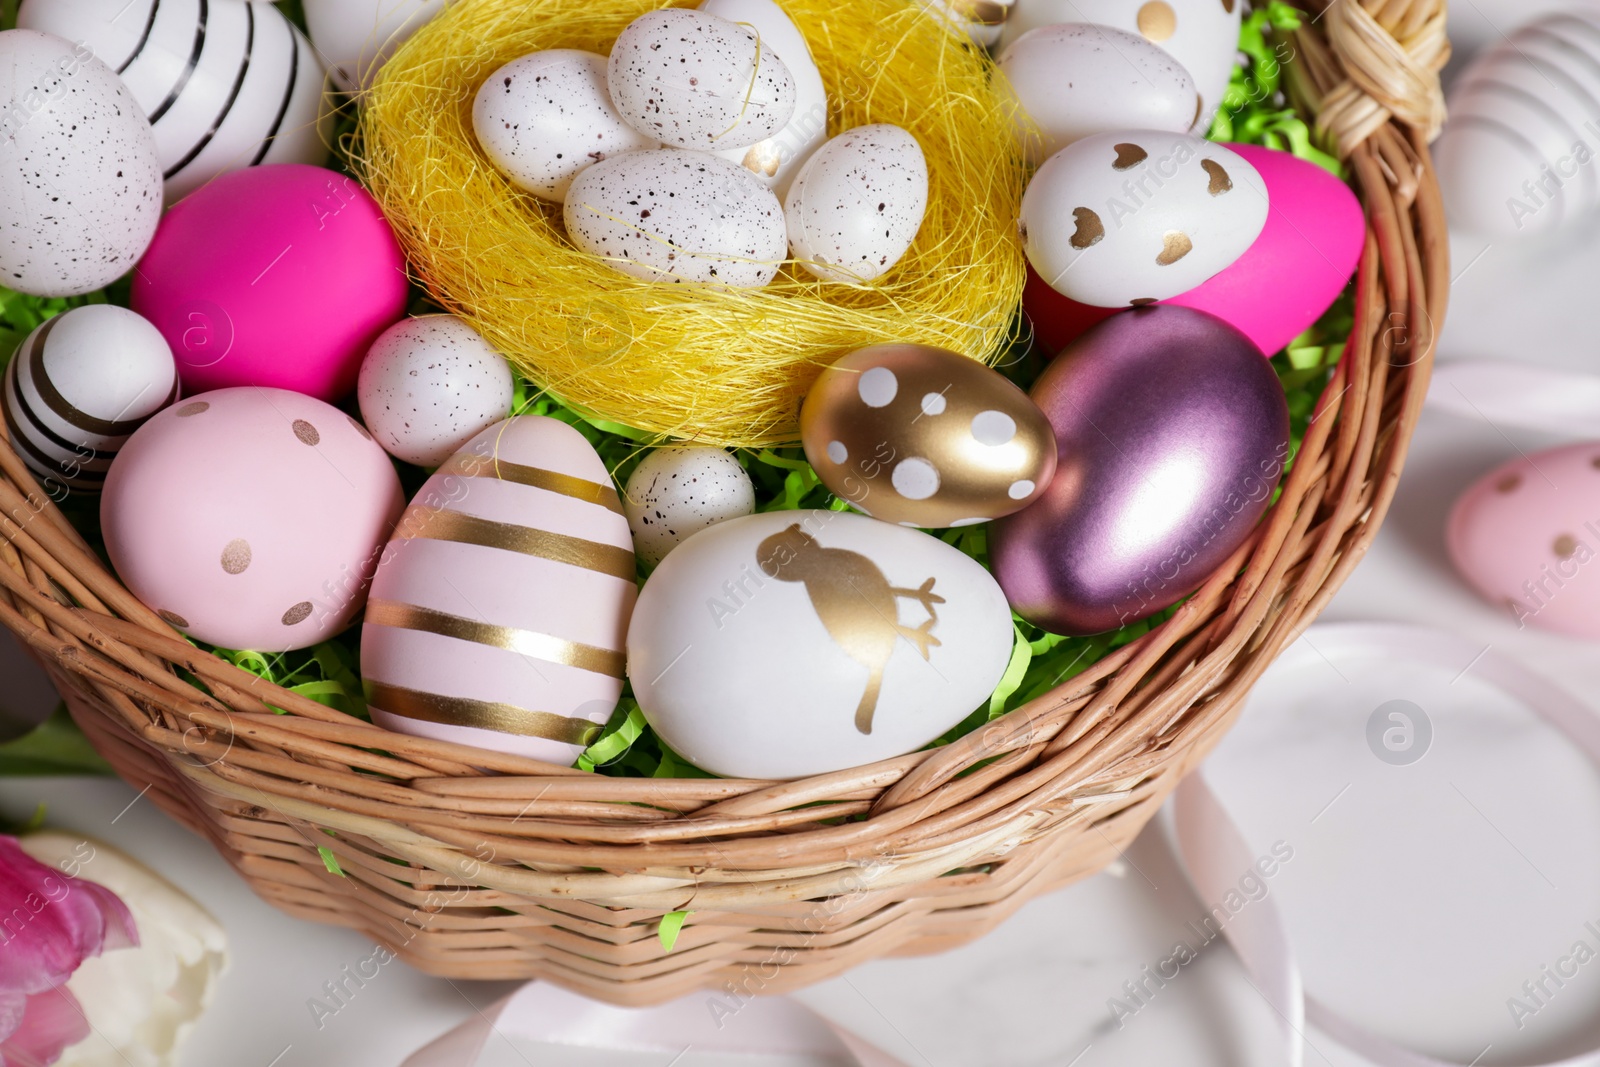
[1447,441,1600,641]
[101,387,405,652]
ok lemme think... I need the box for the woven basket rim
[0,0,1450,1004]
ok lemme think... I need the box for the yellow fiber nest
[356,0,1027,447]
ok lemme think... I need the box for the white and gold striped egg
[3,305,177,496]
[19,0,330,203]
[362,415,638,763]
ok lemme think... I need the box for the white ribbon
[402,625,1600,1067]
[1173,623,1600,1067]
[1426,359,1600,438]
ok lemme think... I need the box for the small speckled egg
[1000,24,1199,165]
[785,125,928,284]
[3,305,176,496]
[1001,0,1242,130]
[607,8,797,152]
[624,447,756,566]
[473,50,658,204]
[0,30,162,298]
[356,316,515,468]
[698,0,829,196]
[363,416,637,763]
[303,0,443,91]
[101,387,405,652]
[564,149,788,287]
[1448,442,1600,641]
[1020,131,1268,308]
[800,344,1057,528]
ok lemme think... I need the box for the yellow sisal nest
[356,0,1027,447]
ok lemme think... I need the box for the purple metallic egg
[990,306,1289,635]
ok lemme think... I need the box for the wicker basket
[0,0,1447,1005]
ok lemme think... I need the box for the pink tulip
[0,837,137,1066]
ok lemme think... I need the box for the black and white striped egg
[1020,130,1268,308]
[785,125,929,284]
[564,149,787,287]
[607,8,797,152]
[3,305,177,495]
[0,30,163,298]
[19,0,329,203]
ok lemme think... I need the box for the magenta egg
[131,164,409,402]
[101,387,405,651]
[1024,144,1364,359]
[990,306,1290,635]
[1448,442,1600,641]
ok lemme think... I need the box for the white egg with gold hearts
[1021,130,1268,308]
[628,510,1014,779]
[362,415,637,763]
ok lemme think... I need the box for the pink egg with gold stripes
[362,415,637,763]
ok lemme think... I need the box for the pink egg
[362,416,637,763]
[130,164,409,402]
[101,387,405,652]
[1024,144,1365,358]
[1448,442,1600,641]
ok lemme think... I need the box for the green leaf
[0,706,113,777]
[318,846,346,877]
[658,910,689,951]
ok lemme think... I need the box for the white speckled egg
[18,0,331,203]
[697,0,828,195]
[1000,0,1242,130]
[1448,442,1600,641]
[624,447,756,567]
[0,30,162,297]
[302,0,443,91]
[363,416,637,763]
[473,50,658,204]
[101,387,405,652]
[356,316,515,469]
[1000,24,1199,165]
[1020,131,1268,308]
[565,148,787,287]
[3,305,176,495]
[607,8,797,152]
[785,125,928,284]
[628,510,1014,779]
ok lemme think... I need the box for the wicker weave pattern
[0,0,1448,1005]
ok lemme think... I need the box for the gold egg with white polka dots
[800,344,1057,529]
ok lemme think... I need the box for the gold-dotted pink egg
[800,344,1057,528]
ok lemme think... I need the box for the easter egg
[17,0,330,203]
[624,447,755,567]
[564,149,787,287]
[362,416,637,763]
[1000,0,1242,129]
[1020,131,1268,308]
[698,0,828,194]
[302,0,443,92]
[1435,11,1600,238]
[0,30,162,298]
[628,510,1013,779]
[999,24,1199,166]
[101,387,404,651]
[920,0,1016,48]
[784,125,928,284]
[607,9,797,153]
[800,344,1056,528]
[1448,442,1600,641]
[472,50,658,204]
[356,316,515,469]
[990,306,1289,635]
[2,306,176,496]
[1024,144,1364,358]
[131,164,409,401]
